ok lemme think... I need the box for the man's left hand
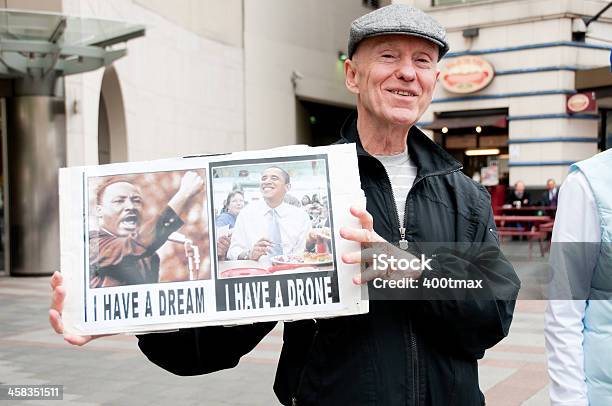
[340,206,384,285]
[340,205,423,285]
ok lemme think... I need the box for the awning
[423,114,507,130]
[0,9,145,78]
[575,66,612,90]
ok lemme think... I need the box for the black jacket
[137,116,520,405]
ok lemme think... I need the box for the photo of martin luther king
[88,170,209,288]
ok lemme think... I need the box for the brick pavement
[0,241,551,405]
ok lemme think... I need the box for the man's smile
[386,88,419,97]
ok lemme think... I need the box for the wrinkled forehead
[354,34,439,59]
[102,182,142,202]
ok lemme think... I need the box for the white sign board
[59,144,367,336]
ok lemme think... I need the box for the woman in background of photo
[216,190,244,229]
[216,190,244,259]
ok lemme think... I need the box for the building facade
[409,0,612,187]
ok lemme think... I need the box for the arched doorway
[98,66,127,164]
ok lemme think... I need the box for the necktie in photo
[268,209,283,256]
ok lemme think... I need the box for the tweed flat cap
[348,4,449,60]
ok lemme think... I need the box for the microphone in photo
[167,232,200,280]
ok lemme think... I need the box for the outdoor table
[494,215,553,259]
[218,259,334,279]
[494,215,552,225]
[496,206,557,217]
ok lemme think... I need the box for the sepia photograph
[86,169,210,288]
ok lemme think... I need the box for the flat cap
[348,4,449,60]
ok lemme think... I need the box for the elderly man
[50,4,519,405]
[226,166,311,261]
[506,180,531,207]
[89,171,203,287]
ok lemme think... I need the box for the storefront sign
[440,56,495,94]
[566,92,597,113]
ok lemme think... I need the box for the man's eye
[382,54,395,59]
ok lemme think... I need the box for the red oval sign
[567,93,590,113]
[440,56,495,94]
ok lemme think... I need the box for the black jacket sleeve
[137,322,276,376]
[414,193,521,360]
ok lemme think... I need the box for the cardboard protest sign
[59,144,367,335]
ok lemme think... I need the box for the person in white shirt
[226,166,311,261]
[544,171,602,405]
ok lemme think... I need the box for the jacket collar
[338,113,462,178]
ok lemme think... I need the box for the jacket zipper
[374,160,407,249]
[372,156,461,406]
[291,320,319,406]
[409,319,420,406]
[360,152,462,405]
[404,167,461,406]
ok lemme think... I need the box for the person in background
[540,178,558,207]
[216,190,244,259]
[301,194,311,207]
[505,180,531,207]
[216,190,244,229]
[283,193,302,208]
[545,149,612,405]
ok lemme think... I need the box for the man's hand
[340,206,422,284]
[217,234,231,259]
[168,171,204,216]
[249,238,272,260]
[49,272,109,346]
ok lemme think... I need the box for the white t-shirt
[373,148,418,227]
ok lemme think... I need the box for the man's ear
[344,59,360,95]
[285,183,291,193]
[95,205,103,217]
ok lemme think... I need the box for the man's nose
[396,60,416,81]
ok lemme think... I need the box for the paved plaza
[0,241,551,405]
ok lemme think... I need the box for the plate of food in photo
[271,252,333,266]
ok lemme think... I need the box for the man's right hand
[249,238,272,260]
[49,271,107,346]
